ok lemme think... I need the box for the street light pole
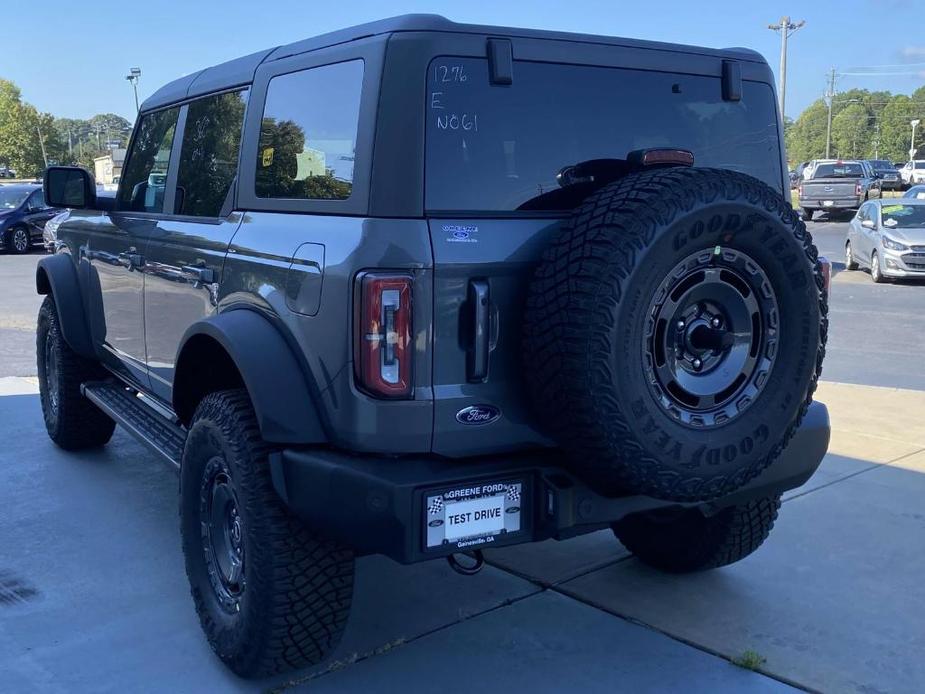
[825,67,837,159]
[126,67,141,114]
[911,119,920,161]
[768,16,805,119]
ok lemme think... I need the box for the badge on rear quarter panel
[455,405,501,425]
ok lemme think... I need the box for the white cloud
[900,46,925,61]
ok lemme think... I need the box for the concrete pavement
[1,377,924,692]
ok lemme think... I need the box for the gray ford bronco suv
[37,15,830,678]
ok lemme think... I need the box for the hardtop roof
[140,13,766,112]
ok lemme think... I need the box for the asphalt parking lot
[1,219,924,693]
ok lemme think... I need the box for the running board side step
[81,381,185,471]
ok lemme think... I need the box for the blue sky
[3,0,923,122]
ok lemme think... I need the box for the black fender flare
[174,310,327,444]
[35,254,95,358]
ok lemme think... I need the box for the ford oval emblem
[456,404,501,426]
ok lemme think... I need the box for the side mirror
[861,218,876,229]
[43,166,96,209]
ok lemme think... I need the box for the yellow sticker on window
[261,147,274,167]
[882,205,904,213]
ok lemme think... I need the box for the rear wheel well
[174,335,245,426]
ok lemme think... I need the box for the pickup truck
[799,159,881,221]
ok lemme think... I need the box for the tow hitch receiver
[447,550,485,575]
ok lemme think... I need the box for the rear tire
[180,389,355,678]
[37,296,115,450]
[801,208,813,222]
[613,495,781,572]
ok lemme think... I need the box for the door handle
[467,279,490,382]
[181,265,215,284]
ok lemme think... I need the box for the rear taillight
[356,273,413,399]
[856,181,862,196]
[798,183,804,197]
[818,256,832,293]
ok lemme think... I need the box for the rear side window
[174,90,248,217]
[425,59,783,212]
[255,60,363,200]
[118,107,180,213]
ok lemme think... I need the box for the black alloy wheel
[644,248,778,428]
[200,457,246,612]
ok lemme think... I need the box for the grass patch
[732,649,767,671]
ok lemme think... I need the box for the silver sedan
[845,199,925,282]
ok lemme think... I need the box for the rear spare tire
[524,168,826,502]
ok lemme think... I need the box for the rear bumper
[800,198,861,210]
[270,402,830,564]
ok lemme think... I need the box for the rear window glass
[255,60,363,200]
[425,58,783,212]
[813,163,863,178]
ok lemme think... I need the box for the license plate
[425,480,523,550]
[823,200,834,207]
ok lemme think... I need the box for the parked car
[0,184,57,253]
[845,199,925,282]
[867,159,902,190]
[42,209,70,253]
[900,160,925,187]
[903,184,925,200]
[36,15,830,678]
[798,159,881,221]
[0,165,16,179]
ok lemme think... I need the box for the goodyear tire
[37,296,115,450]
[180,389,354,678]
[524,168,827,502]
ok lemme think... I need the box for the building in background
[93,148,126,185]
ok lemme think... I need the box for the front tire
[180,389,355,678]
[7,225,30,254]
[845,242,859,271]
[613,495,781,572]
[37,296,115,449]
[870,251,886,283]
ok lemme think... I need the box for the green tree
[831,103,871,159]
[0,79,63,176]
[785,98,829,163]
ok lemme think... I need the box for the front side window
[174,90,248,217]
[255,60,363,200]
[118,107,180,213]
[425,58,783,212]
[28,190,46,210]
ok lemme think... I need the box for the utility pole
[825,67,837,159]
[35,125,48,169]
[912,120,921,161]
[126,68,141,114]
[768,16,805,119]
